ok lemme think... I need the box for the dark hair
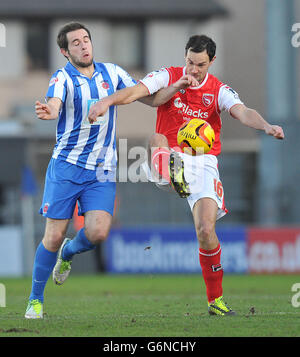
[185,35,216,61]
[57,22,92,50]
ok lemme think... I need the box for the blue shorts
[40,158,116,219]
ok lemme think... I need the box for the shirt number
[214,179,224,199]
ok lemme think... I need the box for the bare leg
[84,210,113,244]
[192,197,219,250]
[42,218,70,252]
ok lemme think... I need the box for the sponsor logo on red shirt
[173,98,208,119]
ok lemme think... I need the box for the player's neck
[73,63,95,79]
[198,72,209,85]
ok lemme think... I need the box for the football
[177,118,215,155]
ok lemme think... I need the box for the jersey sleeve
[218,85,243,112]
[116,65,137,90]
[139,68,170,95]
[46,70,67,103]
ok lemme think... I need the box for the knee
[85,226,110,245]
[149,133,168,149]
[195,222,215,246]
[43,231,65,252]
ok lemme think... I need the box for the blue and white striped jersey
[46,61,136,171]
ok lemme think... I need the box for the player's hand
[173,75,199,90]
[35,101,52,120]
[265,124,284,140]
[88,100,109,124]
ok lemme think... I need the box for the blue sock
[29,242,58,303]
[62,228,95,261]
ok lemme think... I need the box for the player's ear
[60,48,69,60]
[209,56,216,65]
[184,49,188,62]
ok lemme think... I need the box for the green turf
[0,274,299,337]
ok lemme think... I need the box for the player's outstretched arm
[139,74,199,107]
[88,83,149,123]
[230,104,284,140]
[35,98,62,120]
[88,74,199,123]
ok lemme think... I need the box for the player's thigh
[42,217,70,252]
[78,179,116,218]
[192,197,219,249]
[40,158,82,220]
[84,210,113,244]
[186,154,227,221]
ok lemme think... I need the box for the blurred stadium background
[0,0,299,278]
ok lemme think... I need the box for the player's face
[63,29,94,68]
[185,49,215,83]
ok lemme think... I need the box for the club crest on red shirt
[202,93,214,107]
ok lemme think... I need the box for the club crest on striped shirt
[49,77,59,86]
[102,81,110,90]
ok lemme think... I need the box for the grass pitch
[0,274,299,338]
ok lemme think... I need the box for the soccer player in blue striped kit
[24,22,138,319]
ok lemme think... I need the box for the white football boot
[52,238,72,285]
[25,299,43,319]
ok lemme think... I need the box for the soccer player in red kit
[88,35,284,315]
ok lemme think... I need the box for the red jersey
[141,66,243,156]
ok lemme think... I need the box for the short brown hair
[185,35,216,61]
[57,22,92,50]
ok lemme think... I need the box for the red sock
[151,147,171,182]
[199,243,223,303]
